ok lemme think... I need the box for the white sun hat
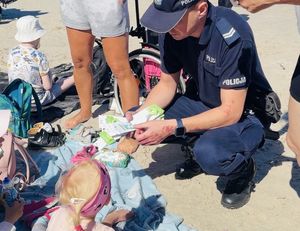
[14,15,46,43]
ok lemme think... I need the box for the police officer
[129,0,271,209]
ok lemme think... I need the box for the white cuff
[0,221,16,231]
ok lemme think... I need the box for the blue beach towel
[12,141,197,231]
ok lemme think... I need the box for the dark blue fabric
[215,18,240,46]
[290,55,300,102]
[141,0,199,33]
[164,95,264,176]
[158,3,272,109]
[153,0,199,12]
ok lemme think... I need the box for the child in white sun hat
[7,15,74,106]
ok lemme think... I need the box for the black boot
[221,158,255,209]
[175,157,204,180]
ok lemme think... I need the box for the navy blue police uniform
[160,3,269,176]
[290,55,300,103]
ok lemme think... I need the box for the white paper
[98,105,164,138]
[131,105,164,125]
[230,0,239,7]
[0,110,11,137]
[98,115,135,138]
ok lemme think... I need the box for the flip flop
[66,124,95,144]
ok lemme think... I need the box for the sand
[0,0,300,230]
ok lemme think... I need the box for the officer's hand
[134,120,176,145]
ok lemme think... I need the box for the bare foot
[64,112,91,129]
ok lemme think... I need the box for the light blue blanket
[14,141,197,231]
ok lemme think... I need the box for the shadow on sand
[0,72,8,91]
[139,144,185,179]
[0,8,47,24]
[138,115,300,198]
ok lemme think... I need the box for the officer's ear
[195,0,208,19]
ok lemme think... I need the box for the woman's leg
[102,34,139,113]
[287,96,300,166]
[287,56,300,165]
[64,27,95,129]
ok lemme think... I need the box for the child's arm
[0,200,24,231]
[39,51,52,91]
[41,74,52,90]
[102,209,134,227]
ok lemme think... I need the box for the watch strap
[176,118,184,129]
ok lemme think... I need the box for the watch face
[175,127,186,137]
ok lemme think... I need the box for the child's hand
[112,209,134,223]
[125,111,134,123]
[4,200,24,224]
[125,110,138,139]
[103,209,134,226]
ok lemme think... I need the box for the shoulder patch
[216,18,240,46]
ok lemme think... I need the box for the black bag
[0,0,17,7]
[245,87,282,128]
[90,41,113,96]
[50,42,112,96]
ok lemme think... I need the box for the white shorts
[60,0,130,37]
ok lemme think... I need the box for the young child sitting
[7,15,74,106]
[46,159,133,231]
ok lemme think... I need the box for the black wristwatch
[175,118,186,137]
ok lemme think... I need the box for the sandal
[28,122,55,138]
[28,125,66,149]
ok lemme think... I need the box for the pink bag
[0,131,40,190]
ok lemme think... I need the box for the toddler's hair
[58,160,102,226]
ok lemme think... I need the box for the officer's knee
[193,141,221,175]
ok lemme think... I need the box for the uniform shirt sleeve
[38,51,50,76]
[218,40,255,89]
[0,221,16,231]
[158,33,182,74]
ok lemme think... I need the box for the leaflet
[98,115,135,138]
[98,104,164,139]
[131,104,164,125]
